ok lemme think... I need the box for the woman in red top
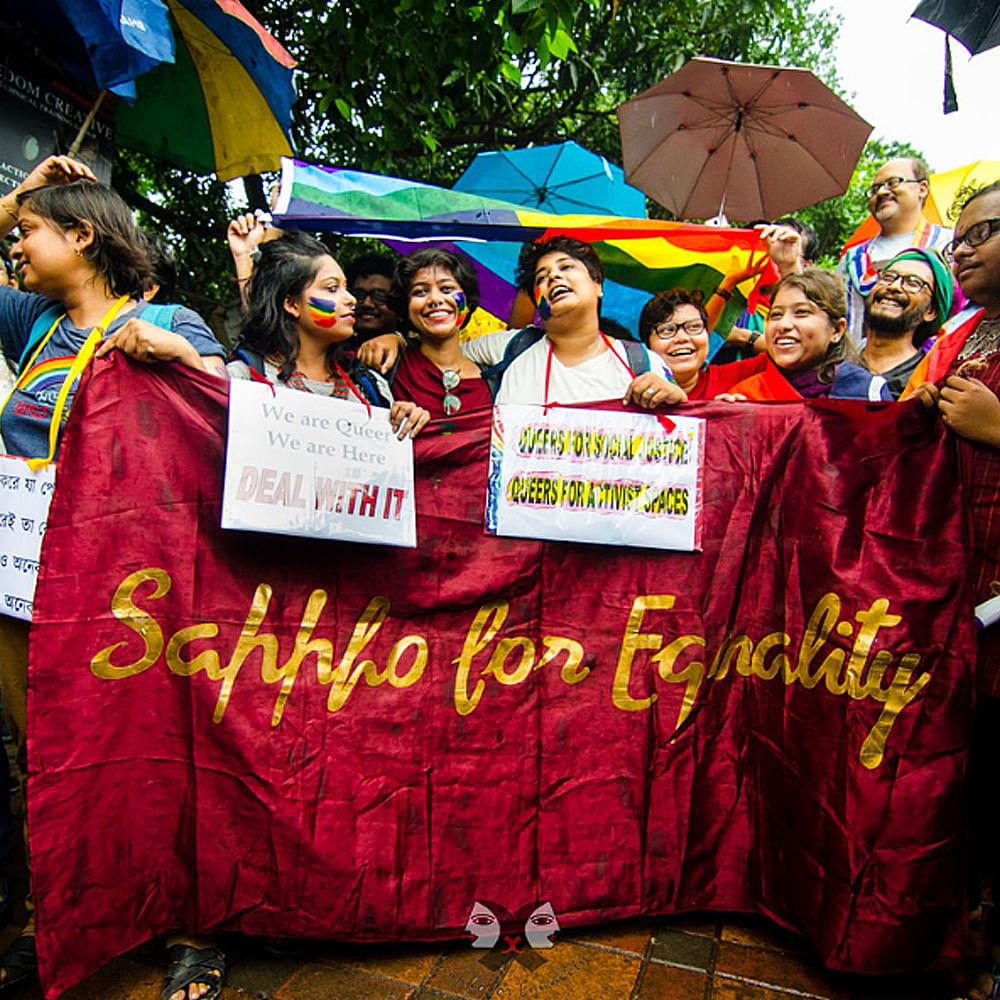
[638,289,765,400]
[390,248,492,420]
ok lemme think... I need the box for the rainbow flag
[273,159,773,338]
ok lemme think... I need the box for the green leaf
[442,69,463,87]
[549,26,577,59]
[512,0,544,13]
[333,98,352,122]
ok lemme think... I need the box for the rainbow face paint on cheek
[451,290,469,327]
[307,296,340,328]
[535,288,552,320]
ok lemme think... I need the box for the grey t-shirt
[0,286,224,458]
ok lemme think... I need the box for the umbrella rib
[497,152,544,194]
[540,144,566,193]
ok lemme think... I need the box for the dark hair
[769,268,858,383]
[638,289,708,345]
[773,216,820,266]
[390,248,480,332]
[240,231,339,382]
[959,179,1000,215]
[17,180,153,297]
[514,235,604,294]
[345,252,396,286]
[141,232,178,304]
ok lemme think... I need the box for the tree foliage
[115,0,854,308]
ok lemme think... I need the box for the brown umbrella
[616,57,872,223]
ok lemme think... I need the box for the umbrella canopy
[1,0,296,180]
[453,141,647,217]
[912,0,1000,54]
[616,57,872,224]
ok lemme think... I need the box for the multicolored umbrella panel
[272,158,772,338]
[1,0,297,180]
[113,0,297,179]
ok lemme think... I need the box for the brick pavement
[0,911,961,1000]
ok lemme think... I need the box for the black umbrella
[912,0,1000,112]
[912,0,1000,54]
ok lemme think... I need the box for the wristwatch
[747,331,761,348]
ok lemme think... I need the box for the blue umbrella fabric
[0,0,174,98]
[453,140,647,217]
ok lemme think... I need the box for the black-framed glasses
[351,286,390,305]
[874,269,932,295]
[651,319,706,341]
[944,218,1000,261]
[866,176,922,199]
[441,368,461,416]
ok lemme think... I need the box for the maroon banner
[28,356,974,997]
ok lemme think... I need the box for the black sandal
[0,936,36,998]
[161,943,226,1000]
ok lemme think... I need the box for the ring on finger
[645,387,655,395]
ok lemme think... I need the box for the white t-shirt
[462,329,668,406]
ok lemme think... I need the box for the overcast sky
[825,0,1000,170]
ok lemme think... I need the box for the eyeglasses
[441,368,461,416]
[650,319,706,341]
[351,287,390,305]
[874,269,932,295]
[866,176,922,199]
[944,218,1000,261]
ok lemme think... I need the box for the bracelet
[0,197,17,224]
[713,287,733,301]
[393,331,408,349]
[747,331,761,347]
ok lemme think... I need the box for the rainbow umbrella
[3,0,296,180]
[113,0,297,179]
[273,158,771,339]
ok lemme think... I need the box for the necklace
[441,368,461,415]
[958,317,1000,361]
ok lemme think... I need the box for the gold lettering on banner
[612,595,676,711]
[89,570,934,768]
[91,568,171,679]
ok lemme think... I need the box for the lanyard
[543,333,675,432]
[333,361,372,417]
[6,296,132,471]
[543,333,635,413]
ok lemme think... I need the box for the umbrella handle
[68,91,108,160]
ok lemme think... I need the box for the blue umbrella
[0,0,174,98]
[453,140,647,217]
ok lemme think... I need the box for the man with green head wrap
[861,246,953,399]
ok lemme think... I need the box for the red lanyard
[333,361,372,417]
[543,333,675,432]
[543,332,633,413]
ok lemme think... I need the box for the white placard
[486,404,704,551]
[222,380,416,547]
[0,455,55,621]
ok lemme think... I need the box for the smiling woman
[722,269,892,402]
[387,248,492,421]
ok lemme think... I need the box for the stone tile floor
[4,910,972,1000]
[0,748,979,1000]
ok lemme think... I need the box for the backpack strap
[622,339,651,377]
[19,304,65,375]
[479,327,545,400]
[229,346,270,382]
[137,303,180,330]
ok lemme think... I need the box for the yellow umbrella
[924,160,1000,224]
